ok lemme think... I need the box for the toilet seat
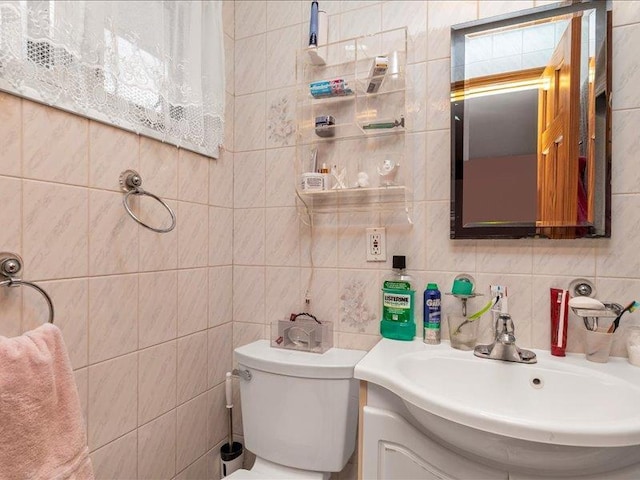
[226,457,329,480]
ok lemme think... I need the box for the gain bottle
[423,283,441,344]
[380,256,415,341]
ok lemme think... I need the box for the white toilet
[228,340,366,479]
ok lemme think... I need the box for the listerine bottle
[380,256,415,341]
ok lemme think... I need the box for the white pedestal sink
[355,339,640,478]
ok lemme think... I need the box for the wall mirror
[450,0,611,239]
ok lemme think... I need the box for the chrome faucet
[474,313,537,364]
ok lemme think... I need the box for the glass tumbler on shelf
[448,314,479,351]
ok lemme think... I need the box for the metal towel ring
[0,253,54,324]
[119,170,176,233]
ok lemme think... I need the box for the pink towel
[0,323,94,480]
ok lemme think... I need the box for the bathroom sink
[355,339,640,476]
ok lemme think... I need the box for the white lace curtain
[0,0,225,158]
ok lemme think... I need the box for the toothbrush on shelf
[607,301,639,333]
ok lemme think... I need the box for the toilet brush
[220,372,244,477]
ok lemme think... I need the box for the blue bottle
[423,283,441,344]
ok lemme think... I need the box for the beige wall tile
[88,274,138,364]
[178,150,210,204]
[176,393,209,472]
[23,181,88,280]
[234,93,266,152]
[177,331,209,405]
[0,92,22,177]
[207,323,233,388]
[138,199,178,272]
[74,367,89,430]
[0,176,22,256]
[88,354,138,450]
[235,0,266,39]
[89,190,139,276]
[235,34,266,96]
[177,268,209,336]
[139,271,178,349]
[90,431,137,479]
[26,278,88,369]
[209,150,233,208]
[234,151,265,208]
[207,383,227,450]
[209,207,233,267]
[138,410,176,480]
[178,202,209,269]
[138,341,177,426]
[89,122,139,191]
[23,102,88,185]
[209,266,233,327]
[233,208,265,265]
[139,137,179,200]
[233,266,265,324]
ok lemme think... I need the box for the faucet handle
[495,314,516,344]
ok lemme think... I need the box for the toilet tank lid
[234,340,367,379]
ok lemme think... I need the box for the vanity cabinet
[295,28,411,221]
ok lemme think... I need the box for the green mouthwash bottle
[380,256,415,341]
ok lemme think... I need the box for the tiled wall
[0,3,235,479]
[232,0,640,361]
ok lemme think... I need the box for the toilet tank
[234,340,366,473]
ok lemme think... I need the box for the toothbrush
[607,301,639,333]
[452,296,499,336]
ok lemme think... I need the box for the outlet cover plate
[366,227,386,262]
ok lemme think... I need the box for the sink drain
[530,376,544,389]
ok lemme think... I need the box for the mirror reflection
[451,1,610,239]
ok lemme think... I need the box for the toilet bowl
[227,340,366,479]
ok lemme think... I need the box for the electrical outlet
[366,227,386,262]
